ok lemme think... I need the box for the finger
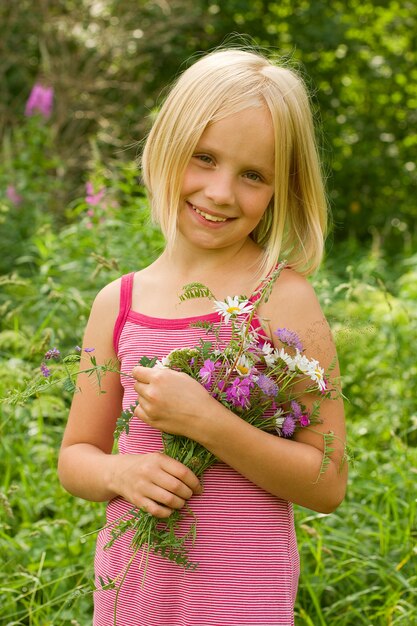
[132,365,153,383]
[148,485,186,511]
[161,456,203,495]
[156,473,194,501]
[140,497,174,519]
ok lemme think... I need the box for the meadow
[1,75,416,626]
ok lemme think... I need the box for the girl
[58,48,347,625]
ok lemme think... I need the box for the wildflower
[225,376,254,409]
[290,400,302,418]
[6,185,22,206]
[256,374,278,397]
[75,346,82,352]
[260,342,277,367]
[235,354,253,376]
[274,408,285,433]
[213,296,254,325]
[44,347,60,360]
[40,363,51,378]
[86,181,105,206]
[299,413,310,427]
[25,84,54,119]
[307,361,327,392]
[275,328,303,352]
[84,347,95,353]
[292,351,312,374]
[199,359,217,387]
[282,415,296,437]
[277,348,296,370]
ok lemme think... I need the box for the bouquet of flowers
[106,262,334,578]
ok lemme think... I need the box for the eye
[193,154,214,165]
[244,171,263,182]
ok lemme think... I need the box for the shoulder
[92,276,123,311]
[262,268,333,359]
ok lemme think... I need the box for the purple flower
[44,347,60,360]
[290,400,303,418]
[274,328,303,352]
[256,374,278,397]
[86,182,105,206]
[25,84,54,119]
[299,413,310,427]
[40,363,51,378]
[75,346,82,352]
[6,185,23,206]
[225,377,254,409]
[282,415,296,437]
[84,347,95,353]
[199,359,217,388]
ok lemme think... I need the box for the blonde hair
[141,48,328,276]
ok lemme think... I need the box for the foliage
[1,1,416,250]
[0,6,416,623]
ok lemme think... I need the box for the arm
[133,269,347,514]
[57,278,202,518]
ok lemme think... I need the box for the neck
[158,235,263,282]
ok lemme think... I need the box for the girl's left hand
[132,365,214,439]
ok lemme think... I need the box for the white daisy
[235,354,253,376]
[213,296,254,325]
[277,347,296,370]
[261,342,277,367]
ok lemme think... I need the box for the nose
[205,170,235,207]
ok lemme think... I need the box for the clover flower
[275,328,303,352]
[44,347,60,360]
[40,363,51,378]
[213,296,254,325]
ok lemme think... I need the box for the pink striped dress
[93,272,299,625]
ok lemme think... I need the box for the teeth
[193,205,227,222]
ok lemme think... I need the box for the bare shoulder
[263,268,334,360]
[88,276,123,325]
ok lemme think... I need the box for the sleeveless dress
[93,272,299,626]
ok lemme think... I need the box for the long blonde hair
[141,48,328,276]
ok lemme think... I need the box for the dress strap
[113,272,135,353]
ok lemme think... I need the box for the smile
[190,204,228,223]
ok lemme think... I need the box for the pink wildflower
[6,185,23,206]
[86,181,105,206]
[282,415,296,437]
[199,359,217,388]
[225,376,254,409]
[25,84,54,119]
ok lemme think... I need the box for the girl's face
[178,106,275,253]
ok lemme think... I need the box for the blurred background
[0,2,416,625]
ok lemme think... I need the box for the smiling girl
[58,47,347,625]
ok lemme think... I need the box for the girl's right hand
[109,452,203,518]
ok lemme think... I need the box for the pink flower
[199,359,217,388]
[25,84,54,119]
[86,181,105,206]
[6,185,23,205]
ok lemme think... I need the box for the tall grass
[1,126,416,624]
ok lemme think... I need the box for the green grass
[1,153,416,624]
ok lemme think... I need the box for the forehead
[197,106,275,170]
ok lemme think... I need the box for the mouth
[188,202,230,223]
